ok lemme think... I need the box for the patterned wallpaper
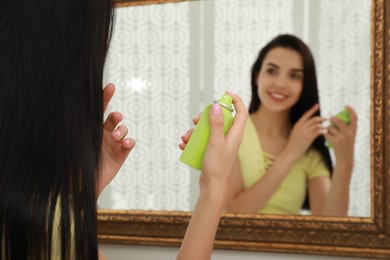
[101,2,192,211]
[99,0,371,217]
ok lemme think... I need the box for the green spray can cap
[216,94,234,112]
[336,108,351,124]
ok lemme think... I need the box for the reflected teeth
[270,93,286,99]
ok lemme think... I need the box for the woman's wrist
[199,182,228,207]
[279,147,300,167]
[334,160,353,173]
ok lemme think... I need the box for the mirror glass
[99,0,371,217]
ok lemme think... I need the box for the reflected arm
[225,152,298,213]
[319,106,356,216]
[308,176,331,215]
[320,163,353,215]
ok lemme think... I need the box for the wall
[99,244,371,260]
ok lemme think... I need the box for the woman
[224,34,357,216]
[0,0,247,259]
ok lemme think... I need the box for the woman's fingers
[177,113,201,151]
[345,105,358,132]
[181,129,193,143]
[328,106,357,132]
[325,115,355,147]
[329,116,348,131]
[103,83,115,113]
[122,138,136,150]
[104,111,136,150]
[326,124,338,137]
[106,120,135,150]
[112,125,128,141]
[193,113,202,125]
[178,129,194,150]
[178,142,186,150]
[225,91,248,147]
[104,112,123,132]
[208,103,225,144]
[299,103,320,122]
[307,122,326,135]
[292,116,326,143]
[305,116,327,129]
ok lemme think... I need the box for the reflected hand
[97,83,136,197]
[325,106,357,167]
[285,104,326,160]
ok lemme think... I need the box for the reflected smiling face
[257,47,304,113]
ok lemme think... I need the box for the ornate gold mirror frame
[98,0,390,258]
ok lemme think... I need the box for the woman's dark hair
[248,34,333,209]
[0,0,114,259]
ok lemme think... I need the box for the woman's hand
[285,104,326,161]
[200,92,248,191]
[325,106,357,167]
[177,92,247,260]
[97,83,136,198]
[320,106,357,216]
[178,93,248,189]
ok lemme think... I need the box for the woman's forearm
[226,150,298,213]
[177,187,226,260]
[322,163,353,216]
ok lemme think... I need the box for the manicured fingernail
[211,103,221,115]
[113,130,121,137]
[124,139,132,147]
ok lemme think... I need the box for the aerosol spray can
[326,108,351,148]
[179,94,234,170]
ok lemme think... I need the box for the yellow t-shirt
[238,117,330,214]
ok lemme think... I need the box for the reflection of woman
[225,34,357,216]
[0,0,247,259]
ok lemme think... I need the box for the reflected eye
[290,73,303,80]
[266,67,277,75]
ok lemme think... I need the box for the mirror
[98,0,390,258]
[100,0,370,215]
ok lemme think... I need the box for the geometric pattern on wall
[213,0,370,217]
[100,0,371,217]
[100,3,192,211]
[213,0,294,104]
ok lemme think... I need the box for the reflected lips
[269,92,287,102]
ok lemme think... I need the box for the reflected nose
[274,75,287,89]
